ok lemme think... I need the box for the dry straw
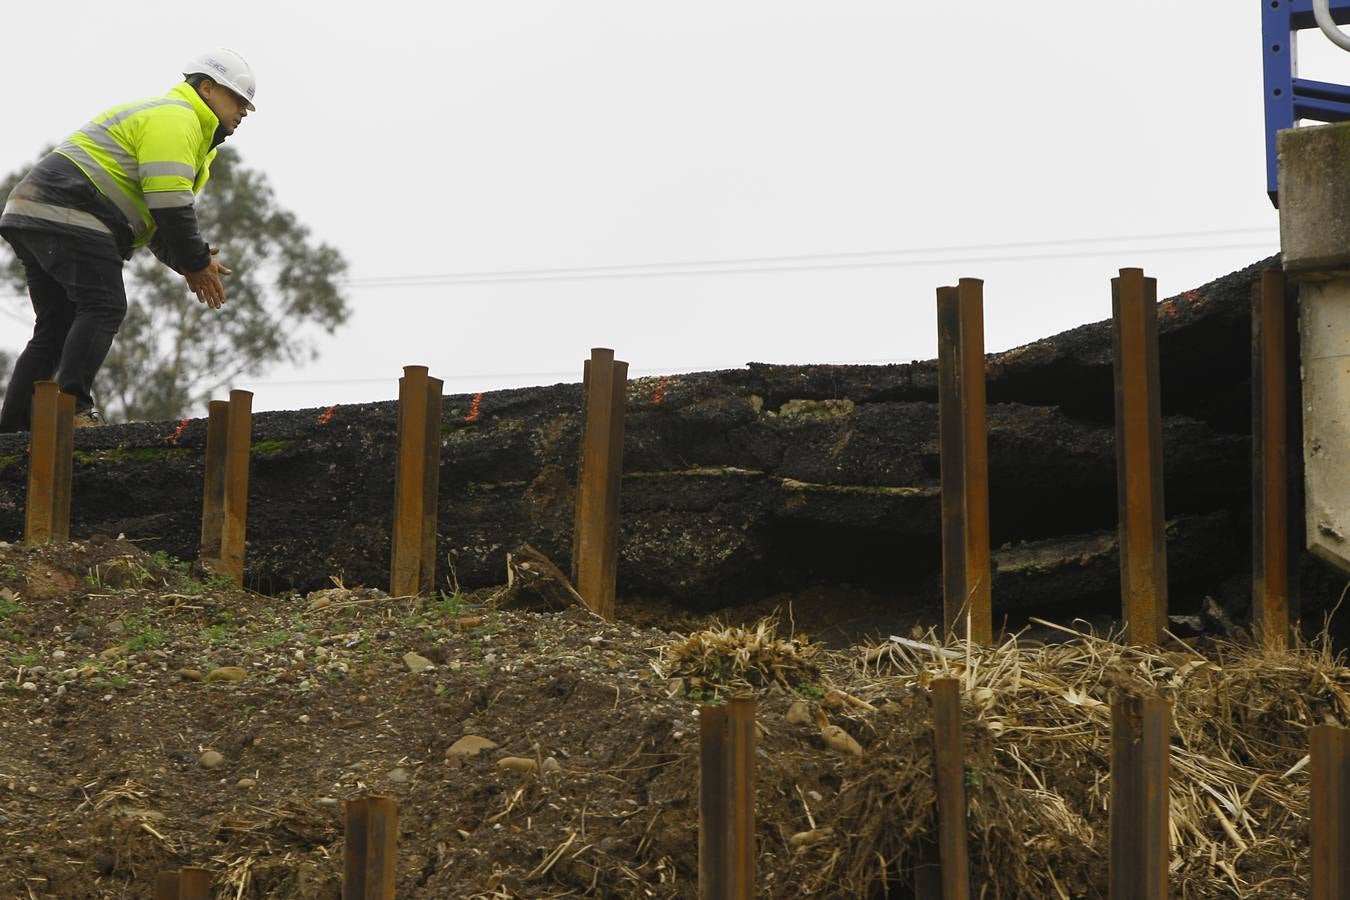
[757,619,1350,898]
[659,614,821,698]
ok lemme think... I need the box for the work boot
[73,408,106,428]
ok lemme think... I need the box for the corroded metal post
[421,375,444,593]
[699,697,756,899]
[390,366,442,596]
[931,678,970,899]
[199,400,230,565]
[574,348,628,619]
[937,279,992,643]
[344,795,399,900]
[153,871,179,900]
[51,391,74,542]
[177,867,211,900]
[154,867,210,899]
[1252,268,1291,649]
[1111,269,1167,644]
[698,702,729,899]
[24,381,75,545]
[218,390,253,587]
[392,366,428,596]
[1109,694,1169,900]
[1310,724,1350,900]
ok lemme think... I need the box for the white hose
[1315,0,1350,52]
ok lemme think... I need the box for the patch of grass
[251,629,290,650]
[794,683,826,700]
[426,590,464,618]
[73,447,189,465]
[123,615,166,652]
[150,551,191,578]
[10,652,40,669]
[251,439,293,457]
[0,594,22,621]
[91,674,131,691]
[181,572,240,596]
[201,623,236,646]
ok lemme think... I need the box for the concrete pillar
[1278,122,1350,575]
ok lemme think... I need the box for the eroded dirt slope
[0,538,1341,899]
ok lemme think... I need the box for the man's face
[200,79,251,135]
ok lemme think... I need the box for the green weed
[0,594,22,621]
[427,590,464,618]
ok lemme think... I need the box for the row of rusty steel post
[389,351,627,613]
[19,380,257,588]
[937,266,1295,647]
[20,350,629,615]
[154,795,399,899]
[936,266,1168,645]
[922,683,1171,900]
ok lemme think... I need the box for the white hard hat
[183,48,257,110]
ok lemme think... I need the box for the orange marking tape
[651,376,670,406]
[164,418,190,446]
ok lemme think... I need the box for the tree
[0,145,349,421]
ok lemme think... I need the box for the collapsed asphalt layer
[0,254,1345,646]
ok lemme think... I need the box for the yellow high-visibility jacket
[54,82,218,248]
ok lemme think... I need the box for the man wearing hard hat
[0,49,257,432]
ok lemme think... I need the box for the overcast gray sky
[1,2,1337,414]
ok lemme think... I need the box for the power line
[254,369,581,388]
[342,227,1277,288]
[339,240,1276,288]
[250,365,705,389]
[0,227,1278,305]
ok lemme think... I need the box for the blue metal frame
[1264,1,1350,205]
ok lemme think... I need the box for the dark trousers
[0,227,127,433]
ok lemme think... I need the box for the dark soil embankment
[0,255,1345,643]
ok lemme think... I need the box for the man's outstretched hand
[185,247,232,309]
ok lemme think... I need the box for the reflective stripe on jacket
[53,82,219,248]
